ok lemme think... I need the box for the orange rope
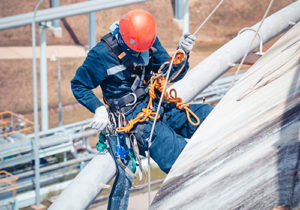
[116,76,159,133]
[116,74,200,133]
[168,89,200,126]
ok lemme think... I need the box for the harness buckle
[125,93,137,106]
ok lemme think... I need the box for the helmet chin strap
[117,33,148,65]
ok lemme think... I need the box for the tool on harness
[99,133,136,179]
[115,133,129,159]
[108,109,143,179]
[129,133,143,173]
[96,131,139,178]
[97,113,138,179]
[96,132,108,152]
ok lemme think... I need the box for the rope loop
[168,89,200,126]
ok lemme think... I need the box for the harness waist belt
[107,87,148,110]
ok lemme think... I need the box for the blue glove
[178,33,196,54]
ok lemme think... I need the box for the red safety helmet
[119,9,157,52]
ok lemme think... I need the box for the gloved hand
[89,106,109,130]
[178,33,196,54]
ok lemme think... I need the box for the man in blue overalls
[71,9,213,209]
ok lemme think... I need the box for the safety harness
[96,34,201,196]
[101,33,200,129]
[95,33,202,210]
[98,32,200,164]
[101,33,150,114]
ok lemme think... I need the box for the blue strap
[107,135,133,210]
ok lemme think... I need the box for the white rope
[193,0,225,36]
[146,49,184,207]
[230,0,275,88]
[145,1,226,207]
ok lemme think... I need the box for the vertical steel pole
[50,0,60,28]
[13,198,18,210]
[174,0,182,20]
[32,0,45,206]
[57,56,63,127]
[88,0,97,50]
[183,0,189,35]
[39,23,49,131]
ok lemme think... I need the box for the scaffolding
[0,170,18,198]
[0,111,34,140]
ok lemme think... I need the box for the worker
[71,9,213,209]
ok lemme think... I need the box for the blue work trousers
[128,99,213,173]
[107,100,213,209]
[107,134,133,210]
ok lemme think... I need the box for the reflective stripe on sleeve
[107,65,127,76]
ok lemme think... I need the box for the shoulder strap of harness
[101,33,125,62]
[101,33,156,65]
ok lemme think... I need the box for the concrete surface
[90,190,158,210]
[0,45,87,59]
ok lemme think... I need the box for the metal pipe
[57,56,63,126]
[174,0,182,20]
[17,156,93,179]
[32,0,45,206]
[182,0,189,35]
[1,128,97,156]
[39,23,49,131]
[0,0,149,31]
[50,0,60,28]
[169,1,300,103]
[88,0,97,50]
[49,153,116,210]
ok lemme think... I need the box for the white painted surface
[49,153,116,210]
[152,20,300,210]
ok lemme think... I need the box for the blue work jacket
[71,35,190,113]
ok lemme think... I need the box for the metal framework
[0,171,18,197]
[0,1,148,207]
[0,0,149,30]
[0,118,98,208]
[0,111,34,138]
